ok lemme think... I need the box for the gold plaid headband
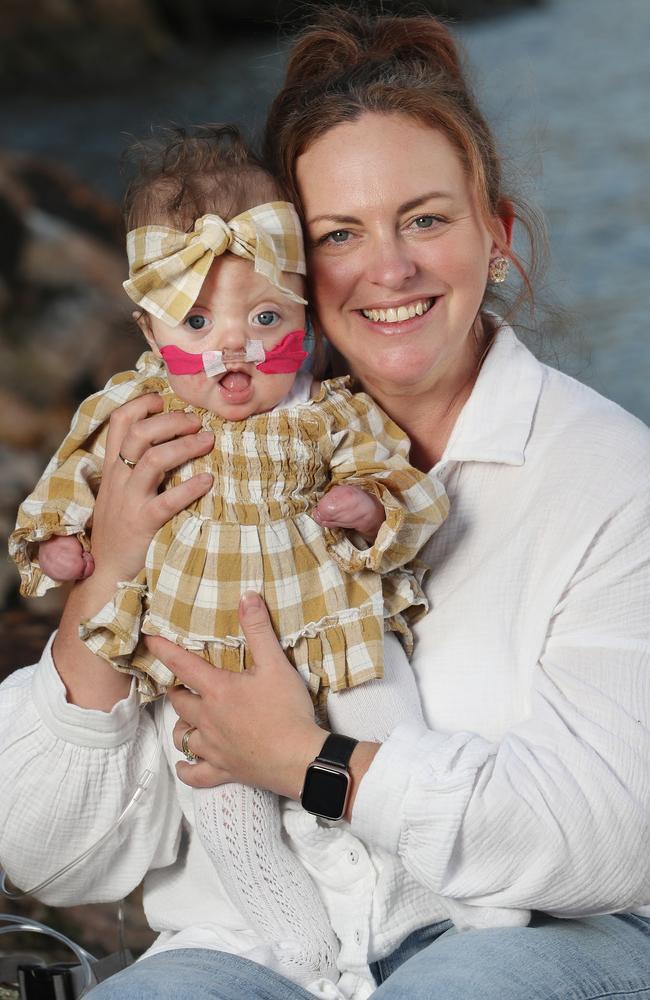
[123,201,307,326]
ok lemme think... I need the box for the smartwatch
[300,733,359,821]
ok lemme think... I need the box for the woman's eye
[414,215,435,229]
[320,229,351,245]
[185,314,208,331]
[253,310,280,327]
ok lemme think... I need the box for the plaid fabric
[123,202,307,326]
[11,356,449,701]
[10,354,168,598]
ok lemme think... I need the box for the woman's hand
[154,592,327,800]
[91,393,214,584]
[52,393,214,710]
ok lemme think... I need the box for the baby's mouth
[361,297,435,323]
[218,370,252,393]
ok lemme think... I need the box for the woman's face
[296,113,507,407]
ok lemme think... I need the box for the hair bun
[283,9,464,89]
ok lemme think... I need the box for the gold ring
[118,451,137,470]
[181,726,199,762]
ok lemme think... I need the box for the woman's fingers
[147,470,214,525]
[238,591,286,669]
[130,430,214,493]
[148,637,213,695]
[90,393,214,581]
[176,759,227,788]
[168,685,202,726]
[171,717,226,787]
[117,410,207,468]
[104,394,215,485]
[104,393,166,465]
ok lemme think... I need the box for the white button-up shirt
[2,327,649,999]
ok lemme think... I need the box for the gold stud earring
[488,256,510,284]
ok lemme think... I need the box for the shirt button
[353,930,362,945]
[348,849,359,865]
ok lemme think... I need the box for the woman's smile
[356,296,441,337]
[360,296,436,325]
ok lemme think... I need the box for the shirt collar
[442,323,543,466]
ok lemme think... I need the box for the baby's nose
[213,324,248,352]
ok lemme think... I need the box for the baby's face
[142,255,306,420]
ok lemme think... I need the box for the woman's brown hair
[264,8,545,328]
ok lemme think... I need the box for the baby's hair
[123,124,283,232]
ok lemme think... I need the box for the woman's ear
[493,198,515,253]
[134,311,161,357]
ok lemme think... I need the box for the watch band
[316,733,359,767]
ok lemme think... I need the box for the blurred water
[2,0,648,422]
[458,0,650,422]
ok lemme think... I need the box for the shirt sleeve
[324,388,449,576]
[8,359,166,597]
[0,634,182,906]
[352,489,650,915]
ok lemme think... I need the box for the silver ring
[181,726,199,763]
[118,451,137,470]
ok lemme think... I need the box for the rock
[0,391,62,451]
[0,0,169,94]
[0,153,142,626]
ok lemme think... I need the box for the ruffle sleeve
[8,353,167,597]
[316,381,450,576]
[77,571,168,700]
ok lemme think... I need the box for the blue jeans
[88,913,650,999]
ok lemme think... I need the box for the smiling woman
[295,116,506,461]
[1,9,650,1000]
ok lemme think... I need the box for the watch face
[301,763,350,820]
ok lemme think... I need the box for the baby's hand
[38,535,95,582]
[312,484,385,542]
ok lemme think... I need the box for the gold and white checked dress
[11,353,449,701]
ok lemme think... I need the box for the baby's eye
[252,310,281,327]
[185,313,209,332]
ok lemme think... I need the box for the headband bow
[123,201,307,327]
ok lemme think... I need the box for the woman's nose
[365,235,417,288]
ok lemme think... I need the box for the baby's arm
[314,389,449,575]
[38,535,95,582]
[313,484,385,542]
[10,362,166,597]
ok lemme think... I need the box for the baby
[10,127,450,991]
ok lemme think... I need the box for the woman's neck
[376,381,473,472]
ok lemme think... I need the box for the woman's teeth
[361,299,433,323]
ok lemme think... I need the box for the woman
[2,9,649,1000]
